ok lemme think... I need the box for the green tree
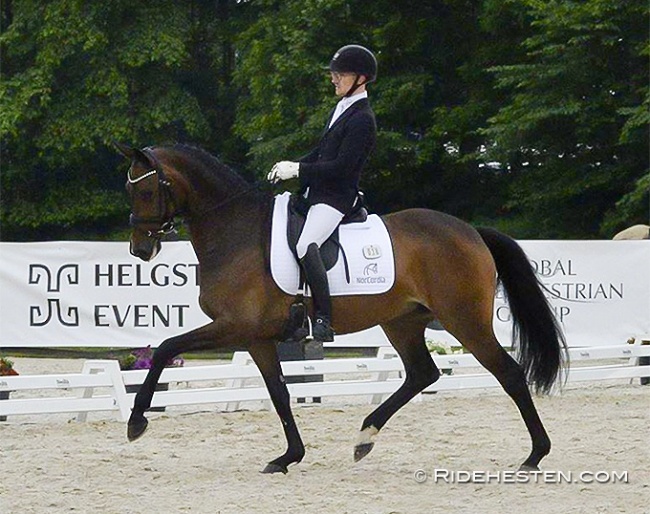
[0,0,251,240]
[2,0,645,241]
[483,0,648,237]
[234,0,527,220]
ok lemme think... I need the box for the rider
[267,44,378,342]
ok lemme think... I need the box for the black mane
[166,143,250,192]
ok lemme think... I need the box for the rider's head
[329,45,377,98]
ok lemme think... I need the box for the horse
[115,142,567,474]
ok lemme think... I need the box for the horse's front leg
[248,341,305,474]
[127,323,218,441]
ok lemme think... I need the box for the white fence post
[634,336,650,385]
[370,346,403,404]
[76,360,129,422]
[223,352,272,412]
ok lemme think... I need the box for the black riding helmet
[329,45,377,82]
[329,45,377,96]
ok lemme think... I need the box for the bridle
[127,147,271,239]
[127,149,177,239]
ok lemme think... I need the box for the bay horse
[115,142,567,474]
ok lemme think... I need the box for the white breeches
[296,203,345,259]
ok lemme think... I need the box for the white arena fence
[1,240,648,422]
[1,340,648,423]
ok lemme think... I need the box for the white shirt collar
[329,91,368,128]
[339,90,368,109]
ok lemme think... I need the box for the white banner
[0,242,211,348]
[490,240,650,348]
[0,241,648,348]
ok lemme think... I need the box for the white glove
[267,161,300,183]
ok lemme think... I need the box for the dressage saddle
[286,192,368,273]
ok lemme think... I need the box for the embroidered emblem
[364,263,378,275]
[362,245,382,260]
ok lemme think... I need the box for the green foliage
[482,0,648,237]
[1,0,247,240]
[0,0,646,240]
[601,173,650,235]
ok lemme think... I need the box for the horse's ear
[114,141,135,160]
[113,142,152,167]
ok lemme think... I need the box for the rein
[189,181,270,219]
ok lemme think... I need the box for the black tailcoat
[298,98,376,214]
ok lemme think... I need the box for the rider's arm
[298,113,376,181]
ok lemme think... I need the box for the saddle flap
[270,192,395,297]
[286,195,340,271]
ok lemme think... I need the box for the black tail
[477,227,568,394]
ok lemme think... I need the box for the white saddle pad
[270,192,395,296]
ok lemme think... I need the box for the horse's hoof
[127,416,149,442]
[354,425,379,462]
[261,462,288,474]
[354,442,374,462]
[518,464,540,472]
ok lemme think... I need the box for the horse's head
[115,143,178,262]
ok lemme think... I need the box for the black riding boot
[300,243,335,342]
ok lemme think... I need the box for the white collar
[329,91,368,128]
[338,90,368,109]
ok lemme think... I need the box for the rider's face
[331,72,363,97]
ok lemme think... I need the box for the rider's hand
[267,161,300,183]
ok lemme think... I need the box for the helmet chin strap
[344,74,367,98]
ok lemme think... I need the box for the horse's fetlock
[537,435,551,456]
[292,451,305,464]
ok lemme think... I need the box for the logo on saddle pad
[269,192,395,296]
[364,263,378,275]
[358,262,386,284]
[362,245,382,259]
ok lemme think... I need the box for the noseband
[127,149,177,239]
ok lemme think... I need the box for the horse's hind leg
[454,327,551,470]
[354,314,440,462]
[248,341,305,474]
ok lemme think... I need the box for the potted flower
[0,357,19,421]
[118,345,184,371]
[119,346,184,412]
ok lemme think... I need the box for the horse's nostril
[130,246,150,261]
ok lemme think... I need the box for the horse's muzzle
[129,236,161,262]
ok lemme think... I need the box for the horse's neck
[165,150,267,268]
[185,193,270,269]
[167,149,248,216]
[184,173,246,213]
